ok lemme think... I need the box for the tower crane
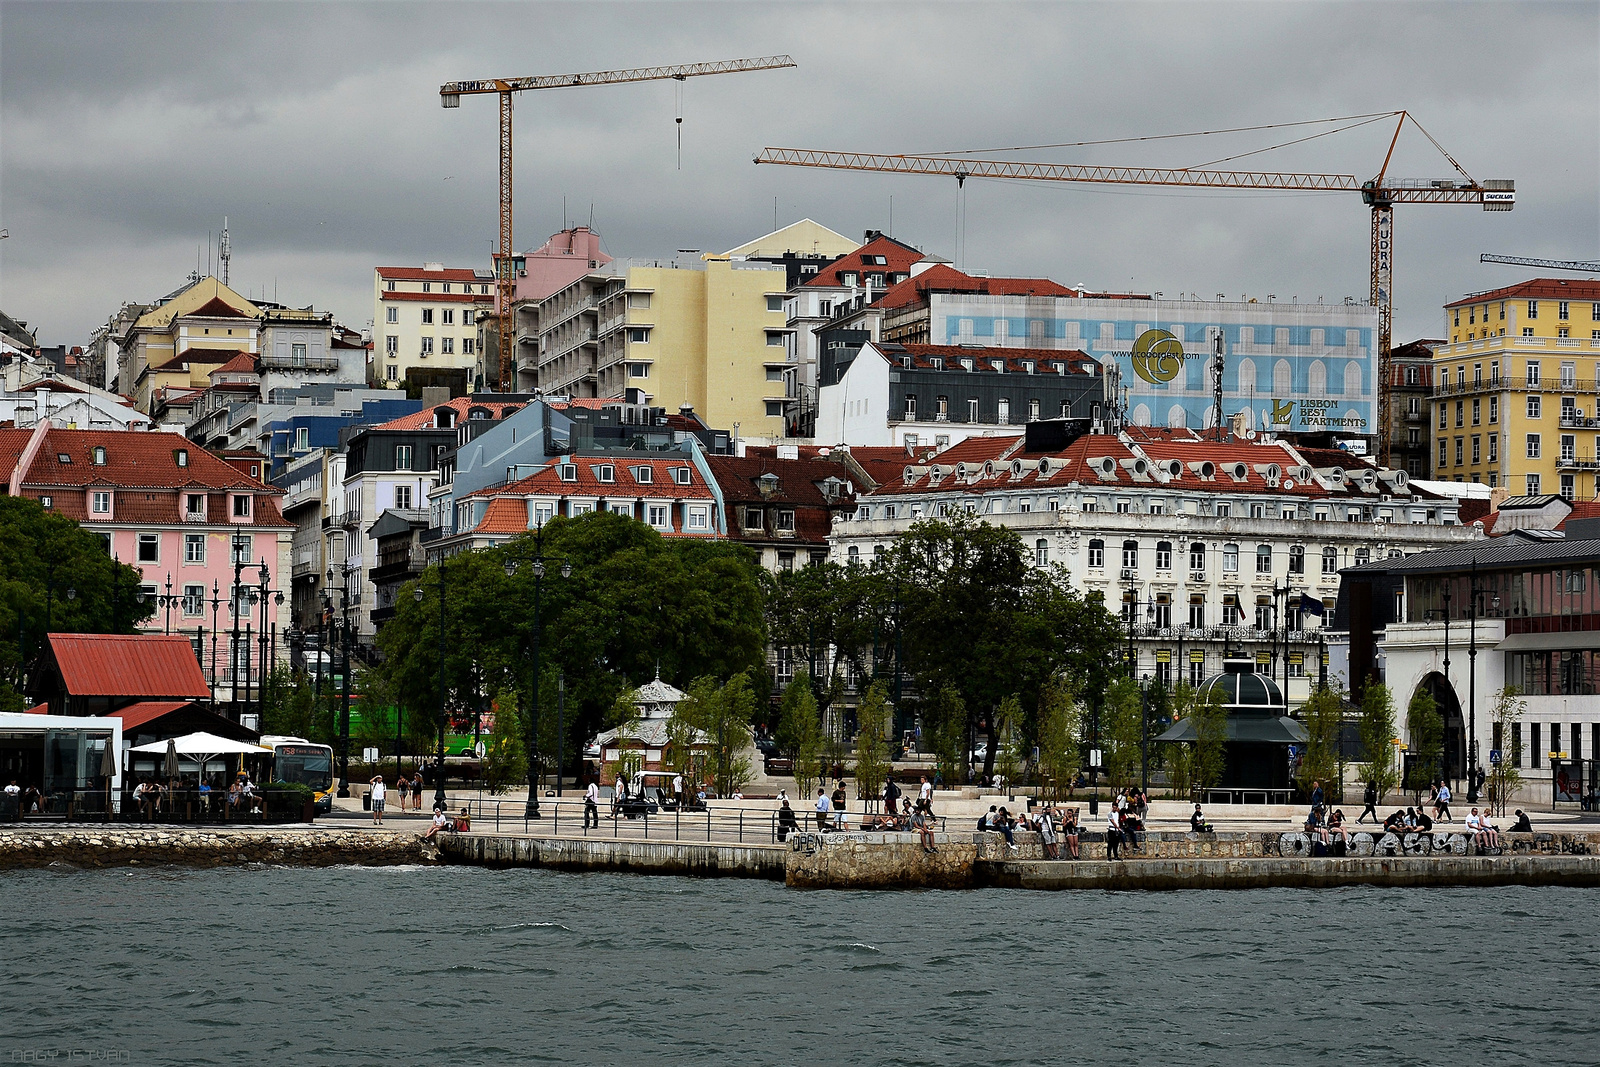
[1481,254,1600,273]
[754,112,1513,464]
[442,56,796,391]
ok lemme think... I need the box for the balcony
[1559,414,1600,429]
[260,353,340,371]
[182,509,208,523]
[1556,453,1600,471]
[1434,375,1598,398]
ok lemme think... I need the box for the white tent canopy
[130,732,266,766]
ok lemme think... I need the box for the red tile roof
[376,266,488,282]
[803,235,927,289]
[188,296,254,319]
[211,352,259,376]
[465,456,711,502]
[882,343,1098,375]
[706,455,855,508]
[377,291,487,303]
[151,347,250,371]
[926,435,1026,466]
[472,497,529,535]
[872,264,1074,310]
[1448,278,1600,308]
[375,397,523,430]
[49,634,211,699]
[0,428,275,492]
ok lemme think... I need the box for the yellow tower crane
[755,112,1513,464]
[443,55,796,392]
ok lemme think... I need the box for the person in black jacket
[1359,780,1379,824]
[776,800,799,842]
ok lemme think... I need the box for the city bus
[260,735,337,814]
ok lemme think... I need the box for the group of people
[388,773,426,812]
[1104,788,1148,860]
[980,804,1083,860]
[3,779,45,817]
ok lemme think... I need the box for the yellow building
[1433,278,1600,501]
[534,220,858,435]
[113,277,261,413]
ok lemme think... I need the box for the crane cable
[921,112,1404,157]
[674,77,684,170]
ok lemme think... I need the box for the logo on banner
[1130,329,1186,384]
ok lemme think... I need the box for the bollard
[707,807,712,842]
[739,810,743,843]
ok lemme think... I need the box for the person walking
[1358,780,1379,824]
[612,771,628,819]
[918,775,933,810]
[583,777,600,829]
[411,773,423,811]
[369,775,387,825]
[814,787,832,831]
[1105,806,1122,860]
[1435,781,1453,821]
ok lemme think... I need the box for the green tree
[261,667,318,741]
[1102,677,1143,788]
[679,672,756,797]
[992,693,1023,786]
[1162,681,1200,800]
[779,673,824,795]
[1295,686,1345,801]
[1191,685,1228,793]
[1486,685,1526,816]
[1404,687,1445,796]
[1356,682,1400,803]
[1035,680,1082,800]
[483,691,527,794]
[0,496,154,710]
[852,681,893,801]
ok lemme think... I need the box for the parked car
[764,756,794,776]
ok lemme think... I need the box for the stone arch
[1307,359,1327,395]
[1413,672,1466,784]
[1167,404,1188,428]
[1273,359,1292,395]
[1345,360,1364,396]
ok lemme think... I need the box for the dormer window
[634,466,653,484]
[92,446,107,465]
[960,358,974,371]
[176,449,189,468]
[1054,362,1066,374]
[91,491,111,515]
[232,495,252,519]
[1023,361,1035,374]
[558,463,578,482]
[57,453,72,464]
[595,464,615,484]
[671,467,691,485]
[186,493,206,517]
[757,472,779,494]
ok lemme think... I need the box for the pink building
[2,424,292,691]
[496,226,613,308]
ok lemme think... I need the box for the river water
[4,865,1594,1066]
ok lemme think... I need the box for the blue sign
[1489,749,1503,765]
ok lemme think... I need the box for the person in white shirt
[672,773,685,809]
[1434,782,1453,820]
[814,787,832,831]
[424,806,449,839]
[583,778,600,829]
[1106,807,1123,860]
[1467,807,1499,850]
[369,775,387,825]
[3,780,19,797]
[919,776,933,808]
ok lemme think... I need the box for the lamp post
[504,531,571,819]
[1466,560,1501,803]
[1139,672,1151,794]
[326,569,353,798]
[1122,568,1139,679]
[434,556,447,812]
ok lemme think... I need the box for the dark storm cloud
[2,1,1595,347]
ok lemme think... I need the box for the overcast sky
[3,1,1596,349]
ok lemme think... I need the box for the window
[1189,597,1205,629]
[966,398,979,423]
[137,533,159,563]
[1528,300,1538,320]
[385,336,398,355]
[766,295,783,312]
[1289,545,1305,573]
[765,401,784,417]
[1189,543,1205,573]
[1489,396,1499,423]
[1489,434,1499,462]
[1256,544,1272,574]
[232,495,251,518]
[385,307,398,324]
[1526,474,1541,495]
[464,309,477,327]
[776,510,795,532]
[997,398,1011,425]
[648,504,669,528]
[531,502,554,527]
[629,328,650,344]
[1560,473,1575,501]
[630,363,650,378]
[441,337,454,355]
[91,491,111,514]
[185,533,205,563]
[1454,438,1464,466]
[1028,398,1041,421]
[1438,404,1447,430]
[1559,301,1569,320]
[395,445,413,469]
[935,396,949,420]
[903,395,916,420]
[183,585,204,616]
[671,467,690,485]
[92,446,106,465]
[1322,546,1337,574]
[1222,596,1241,627]
[1255,600,1273,631]
[1523,327,1535,338]
[1121,540,1139,569]
[1035,539,1049,567]
[1559,328,1570,339]
[385,280,395,291]
[394,485,412,510]
[1438,439,1449,469]
[1472,398,1480,425]
[744,507,763,530]
[386,364,399,382]
[186,493,205,517]
[421,282,431,293]
[633,466,653,485]
[1527,361,1541,385]
[1223,542,1239,573]
[441,309,454,326]
[295,427,310,452]
[1455,401,1464,428]
[1528,395,1541,419]
[1526,433,1541,459]
[420,337,434,356]
[595,464,614,484]
[765,331,786,347]
[1472,436,1482,464]
[421,309,434,325]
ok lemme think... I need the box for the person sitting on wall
[1382,809,1408,835]
[1189,804,1213,834]
[1327,809,1352,848]
[1467,807,1500,852]
[910,798,938,854]
[1509,809,1533,834]
[1413,807,1434,834]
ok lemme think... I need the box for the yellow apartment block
[114,277,261,413]
[1433,278,1600,500]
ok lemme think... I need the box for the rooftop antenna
[220,217,231,287]
[1212,330,1226,441]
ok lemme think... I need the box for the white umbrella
[132,733,266,794]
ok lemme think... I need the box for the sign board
[1287,746,1299,759]
[474,741,486,760]
[1289,651,1304,666]
[362,747,379,764]
[1489,749,1502,765]
[1089,748,1103,769]
[1189,649,1205,664]
[1336,438,1369,456]
[1255,650,1272,666]
[1156,649,1172,664]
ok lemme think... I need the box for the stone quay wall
[0,827,437,870]
[978,854,1600,891]
[439,833,787,880]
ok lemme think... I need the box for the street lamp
[504,534,572,819]
[1466,559,1500,803]
[326,567,354,798]
[1139,672,1151,794]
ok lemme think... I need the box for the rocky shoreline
[0,826,440,870]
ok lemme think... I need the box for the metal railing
[435,795,947,844]
[0,787,314,824]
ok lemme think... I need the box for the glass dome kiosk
[1157,657,1308,795]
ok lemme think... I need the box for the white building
[373,263,494,390]
[832,425,1482,703]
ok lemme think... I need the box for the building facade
[831,425,1480,704]
[373,263,495,392]
[1433,279,1600,500]
[1388,338,1442,478]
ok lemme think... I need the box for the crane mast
[444,56,796,392]
[755,118,1512,464]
